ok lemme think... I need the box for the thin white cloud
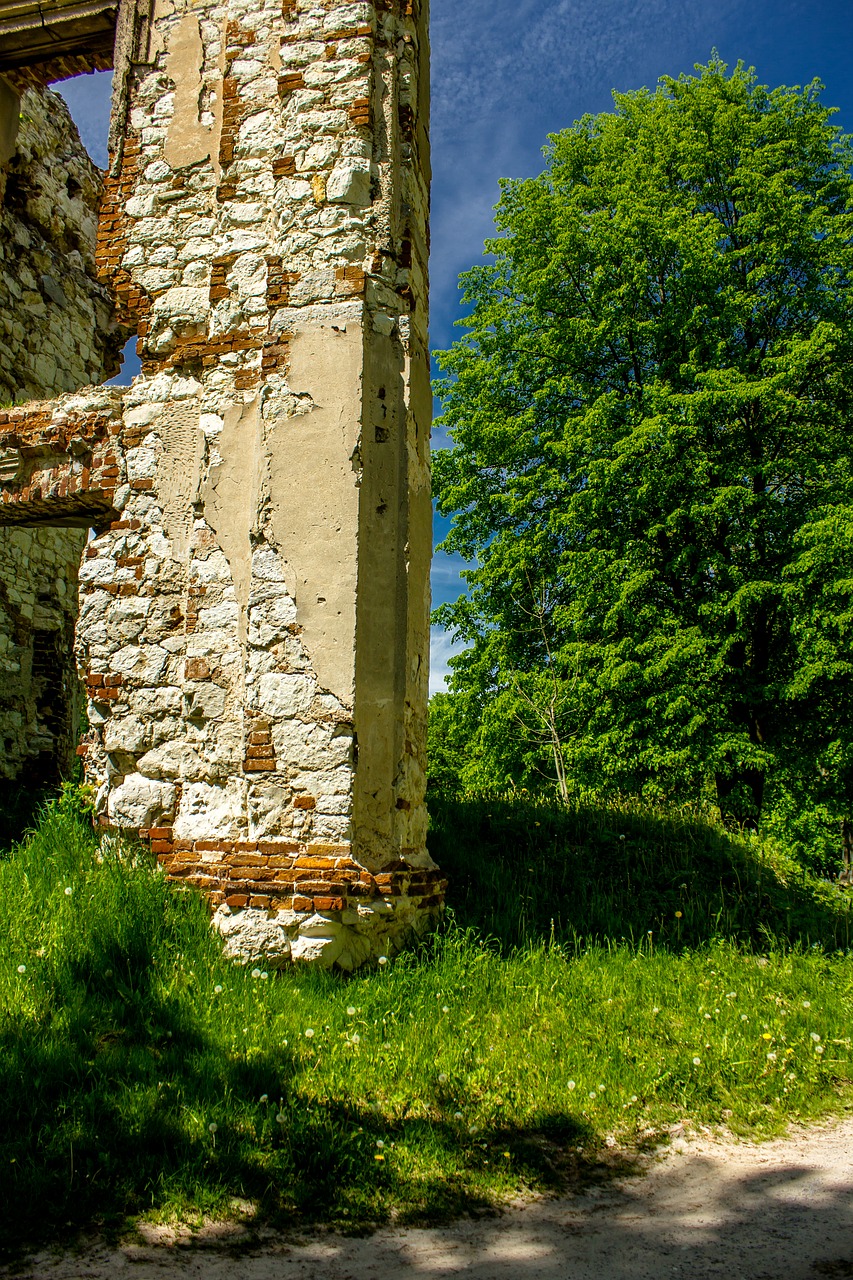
[429,626,467,697]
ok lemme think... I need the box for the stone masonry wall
[0,523,87,783]
[0,0,442,969]
[0,83,125,404]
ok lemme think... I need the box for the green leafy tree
[432,58,853,825]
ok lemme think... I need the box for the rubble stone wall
[0,0,441,969]
[0,523,87,783]
[0,81,125,405]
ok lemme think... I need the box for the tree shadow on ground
[428,789,853,952]
[0,967,616,1261]
[6,1134,853,1278]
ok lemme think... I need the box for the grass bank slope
[430,789,852,952]
[0,792,850,1253]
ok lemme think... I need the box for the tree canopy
[432,58,853,839]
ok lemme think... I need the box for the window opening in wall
[52,70,112,169]
[0,520,88,836]
[0,40,142,405]
[51,72,140,385]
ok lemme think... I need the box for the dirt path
[10,1118,853,1279]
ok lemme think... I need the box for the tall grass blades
[0,791,851,1255]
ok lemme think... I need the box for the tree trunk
[841,818,853,885]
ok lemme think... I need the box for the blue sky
[55,0,853,692]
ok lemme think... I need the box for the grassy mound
[0,790,850,1254]
[430,789,852,952]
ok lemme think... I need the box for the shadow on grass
[0,981,607,1259]
[0,803,615,1260]
[428,789,853,953]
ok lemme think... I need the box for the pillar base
[142,830,446,970]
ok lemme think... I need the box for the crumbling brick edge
[100,823,448,970]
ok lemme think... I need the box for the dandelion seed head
[214,984,223,994]
[567,1080,576,1091]
[803,1001,811,1009]
[347,1006,356,1016]
[64,886,72,896]
[631,1095,638,1102]
[251,968,262,979]
[378,956,388,966]
[376,1140,384,1149]
[767,1052,777,1061]
[438,1073,448,1084]
[276,1114,286,1125]
[468,1125,478,1135]
[305,1028,315,1038]
[589,1091,597,1099]
[442,1006,449,1013]
[351,1033,360,1044]
[815,1044,825,1054]
[261,971,268,980]
[741,1014,749,1021]
[16,964,25,974]
[810,1033,821,1042]
[260,1094,269,1103]
[693,1057,701,1065]
[208,1122,218,1134]
[598,1084,605,1091]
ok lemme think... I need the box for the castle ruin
[0,0,443,968]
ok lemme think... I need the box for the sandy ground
[7,1118,853,1280]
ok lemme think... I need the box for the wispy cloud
[429,626,467,697]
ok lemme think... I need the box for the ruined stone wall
[0,523,88,783]
[0,81,124,404]
[0,0,440,968]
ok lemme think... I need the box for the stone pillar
[72,0,442,967]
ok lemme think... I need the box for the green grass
[428,789,853,952]
[0,789,851,1256]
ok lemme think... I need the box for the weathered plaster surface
[267,321,362,706]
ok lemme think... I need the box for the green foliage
[433,58,853,832]
[1,802,852,1254]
